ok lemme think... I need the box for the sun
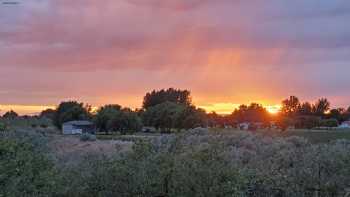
[265,105,281,114]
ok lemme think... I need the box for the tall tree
[297,102,313,116]
[281,96,300,116]
[142,88,192,109]
[107,108,143,135]
[53,101,90,129]
[94,104,122,134]
[176,106,207,130]
[142,101,184,133]
[312,98,330,116]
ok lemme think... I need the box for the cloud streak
[0,0,350,113]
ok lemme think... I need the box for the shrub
[0,132,59,196]
[319,118,339,128]
[0,122,6,132]
[80,133,97,142]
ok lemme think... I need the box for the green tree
[176,106,207,130]
[107,108,143,135]
[142,88,192,109]
[0,138,58,196]
[95,105,142,135]
[94,104,122,134]
[53,101,90,129]
[142,102,184,133]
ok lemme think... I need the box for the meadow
[1,117,350,197]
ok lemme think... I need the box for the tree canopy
[2,110,18,119]
[142,88,192,109]
[53,101,90,129]
[94,105,142,134]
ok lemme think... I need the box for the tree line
[2,89,350,133]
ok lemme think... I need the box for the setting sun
[266,105,281,114]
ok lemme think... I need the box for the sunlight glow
[265,105,281,114]
[198,103,281,115]
[0,105,55,115]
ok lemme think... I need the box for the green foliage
[143,102,206,133]
[2,128,350,196]
[143,88,192,109]
[95,105,142,134]
[0,133,58,197]
[175,105,206,130]
[0,122,6,132]
[143,101,183,133]
[53,101,90,129]
[94,104,122,133]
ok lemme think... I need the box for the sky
[0,0,350,115]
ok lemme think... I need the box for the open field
[48,134,133,165]
[208,128,350,144]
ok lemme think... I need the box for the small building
[62,120,95,135]
[238,122,250,130]
[338,121,350,129]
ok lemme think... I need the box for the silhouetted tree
[231,103,270,124]
[3,110,18,119]
[281,96,300,116]
[40,109,56,120]
[207,112,226,128]
[297,102,313,116]
[142,88,192,109]
[53,101,90,129]
[312,98,330,117]
[326,108,346,122]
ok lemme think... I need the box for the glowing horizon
[1,0,350,113]
[0,102,282,116]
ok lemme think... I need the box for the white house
[62,120,95,135]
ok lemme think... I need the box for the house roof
[63,120,94,126]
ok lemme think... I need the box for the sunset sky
[1,0,350,115]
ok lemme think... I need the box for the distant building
[338,121,350,129]
[62,120,95,135]
[238,122,250,130]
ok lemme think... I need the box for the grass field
[209,128,350,144]
[276,129,350,143]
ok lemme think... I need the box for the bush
[80,133,97,142]
[0,132,59,196]
[319,118,339,128]
[3,128,350,197]
[0,122,6,132]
